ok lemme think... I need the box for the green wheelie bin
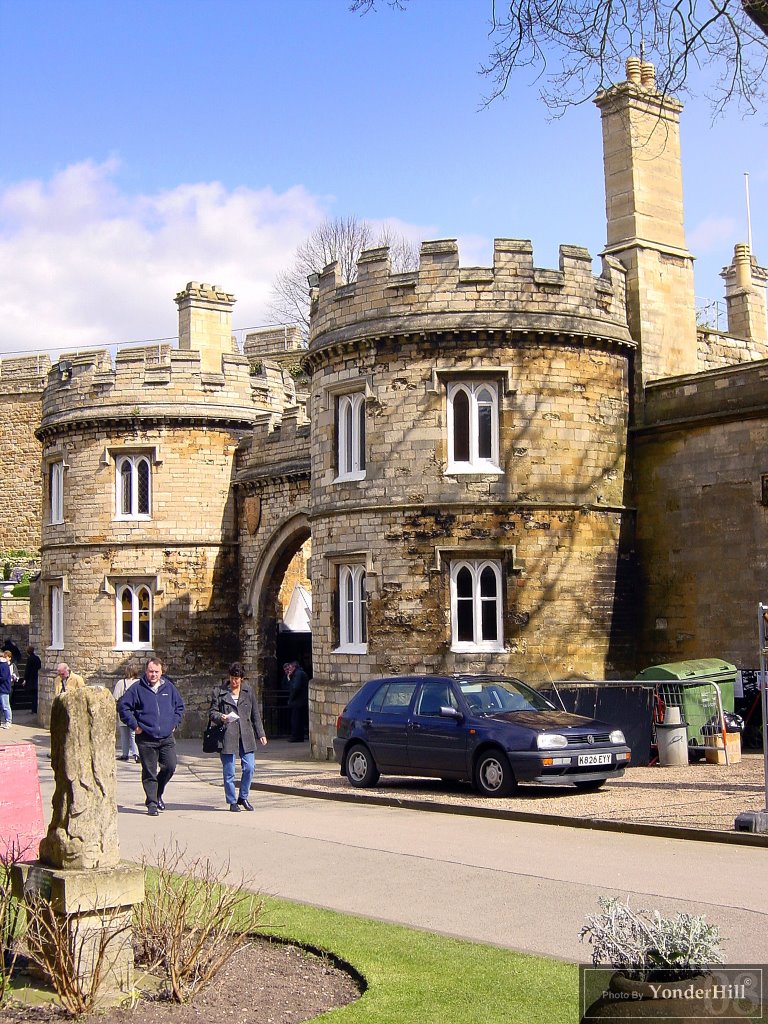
[635,658,736,756]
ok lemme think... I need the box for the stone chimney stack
[720,243,768,344]
[595,59,697,411]
[175,282,237,374]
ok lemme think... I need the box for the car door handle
[362,718,373,727]
[409,722,422,730]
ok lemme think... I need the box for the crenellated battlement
[0,354,51,393]
[308,238,632,354]
[237,401,311,486]
[38,343,295,437]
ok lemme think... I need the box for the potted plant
[579,897,725,1020]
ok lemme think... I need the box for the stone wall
[0,356,49,555]
[697,329,768,373]
[245,325,304,358]
[633,361,768,669]
[277,543,311,618]
[642,358,768,424]
[0,600,29,629]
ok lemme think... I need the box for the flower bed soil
[1,936,361,1023]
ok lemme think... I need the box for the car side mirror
[440,706,464,722]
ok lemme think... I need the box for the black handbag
[202,720,225,753]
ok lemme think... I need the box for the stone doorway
[247,517,312,738]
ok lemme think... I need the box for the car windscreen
[457,677,556,714]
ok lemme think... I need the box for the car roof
[360,673,526,685]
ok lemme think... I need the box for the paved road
[21,720,766,965]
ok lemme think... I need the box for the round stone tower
[305,238,635,757]
[35,283,294,731]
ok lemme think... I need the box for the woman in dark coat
[208,662,267,811]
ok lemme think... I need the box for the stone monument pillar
[13,686,144,1005]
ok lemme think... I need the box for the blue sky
[1,0,766,353]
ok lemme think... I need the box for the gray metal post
[759,604,768,811]
[733,605,768,830]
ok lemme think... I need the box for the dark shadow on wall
[365,335,638,681]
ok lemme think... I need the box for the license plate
[578,753,611,766]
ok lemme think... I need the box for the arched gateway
[236,406,312,737]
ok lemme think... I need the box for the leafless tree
[269,215,420,335]
[351,0,768,116]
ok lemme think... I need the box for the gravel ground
[248,751,768,834]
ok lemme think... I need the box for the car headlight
[537,733,568,750]
[609,729,626,745]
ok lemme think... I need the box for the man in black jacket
[23,645,41,713]
[284,660,309,743]
[118,657,185,816]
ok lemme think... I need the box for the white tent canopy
[280,584,312,633]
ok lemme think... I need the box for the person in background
[113,663,141,762]
[0,650,13,729]
[2,638,21,668]
[54,662,85,695]
[208,662,267,812]
[23,644,41,713]
[118,657,185,816]
[284,660,309,742]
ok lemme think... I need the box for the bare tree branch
[350,0,768,116]
[268,216,420,336]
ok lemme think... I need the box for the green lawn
[258,897,579,1024]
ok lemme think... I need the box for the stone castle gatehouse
[10,60,767,755]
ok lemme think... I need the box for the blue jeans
[0,693,10,726]
[220,741,255,805]
[118,724,139,758]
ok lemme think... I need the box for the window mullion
[472,564,482,645]
[352,570,359,645]
[470,388,479,465]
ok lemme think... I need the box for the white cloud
[455,233,495,266]
[0,163,493,356]
[0,160,329,354]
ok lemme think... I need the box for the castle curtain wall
[0,356,49,554]
[633,360,768,669]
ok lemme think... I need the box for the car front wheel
[473,749,516,797]
[345,743,381,788]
